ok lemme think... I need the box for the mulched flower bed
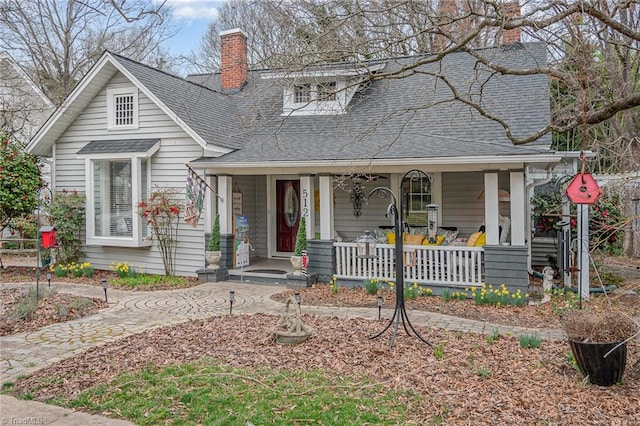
[7,314,640,425]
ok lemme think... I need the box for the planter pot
[205,250,222,269]
[568,339,628,386]
[274,331,311,345]
[290,255,304,276]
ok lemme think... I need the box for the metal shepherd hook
[367,169,432,348]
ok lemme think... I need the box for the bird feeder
[39,225,57,248]
[566,152,601,205]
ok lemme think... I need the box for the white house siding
[334,181,393,243]
[441,171,512,237]
[53,71,205,277]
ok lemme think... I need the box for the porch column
[319,174,334,240]
[509,170,525,246]
[217,175,233,234]
[204,174,217,231]
[484,172,500,245]
[300,175,315,240]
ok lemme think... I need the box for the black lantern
[229,290,235,315]
[101,278,108,303]
[356,230,378,259]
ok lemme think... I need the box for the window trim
[106,87,139,130]
[83,151,153,247]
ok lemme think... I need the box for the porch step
[228,270,289,286]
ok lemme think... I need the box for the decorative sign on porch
[234,215,250,268]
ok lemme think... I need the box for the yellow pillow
[386,231,395,244]
[422,235,445,246]
[474,233,486,247]
[405,234,425,245]
[467,231,483,247]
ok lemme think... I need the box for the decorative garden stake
[46,272,51,289]
[366,169,432,348]
[377,295,383,320]
[101,278,108,303]
[229,290,235,315]
[35,186,53,300]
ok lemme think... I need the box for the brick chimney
[502,1,521,44]
[220,28,248,91]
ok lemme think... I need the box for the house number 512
[302,189,309,217]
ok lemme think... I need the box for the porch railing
[334,242,484,287]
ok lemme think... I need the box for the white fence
[334,242,484,287]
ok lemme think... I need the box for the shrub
[470,283,528,307]
[404,282,420,300]
[294,217,307,256]
[48,190,86,264]
[138,188,181,276]
[208,214,220,251]
[364,278,380,295]
[329,276,340,294]
[111,262,136,278]
[52,263,67,277]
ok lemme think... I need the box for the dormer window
[107,87,139,130]
[284,80,348,115]
[294,84,312,103]
[260,62,386,116]
[318,82,337,101]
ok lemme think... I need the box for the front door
[276,180,300,253]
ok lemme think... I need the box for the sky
[162,0,224,57]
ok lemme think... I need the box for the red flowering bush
[531,185,625,253]
[138,188,181,275]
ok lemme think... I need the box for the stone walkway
[0,279,567,425]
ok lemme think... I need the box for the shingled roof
[110,53,243,150]
[187,42,552,165]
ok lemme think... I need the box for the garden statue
[541,266,555,304]
[271,296,313,345]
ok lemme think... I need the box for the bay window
[79,139,158,247]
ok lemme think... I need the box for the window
[92,159,148,239]
[403,175,432,226]
[107,87,138,130]
[80,139,158,247]
[294,84,311,104]
[317,82,337,101]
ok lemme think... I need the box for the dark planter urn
[568,339,628,386]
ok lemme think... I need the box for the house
[27,28,565,292]
[1,52,55,142]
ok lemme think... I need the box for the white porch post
[509,171,525,246]
[218,175,233,235]
[484,172,500,245]
[577,205,590,301]
[319,174,334,240]
[300,175,315,240]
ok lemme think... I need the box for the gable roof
[188,42,555,168]
[1,52,55,141]
[27,51,239,156]
[0,52,54,109]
